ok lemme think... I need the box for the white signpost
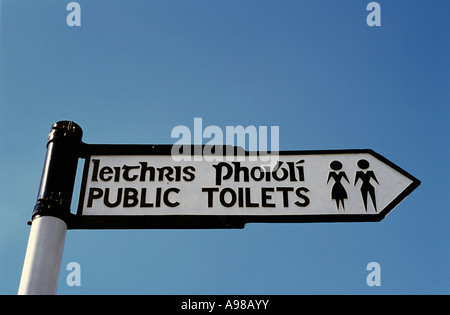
[19,122,420,294]
[72,145,420,229]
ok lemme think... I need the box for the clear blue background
[1,0,448,294]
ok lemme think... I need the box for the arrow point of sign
[367,150,421,221]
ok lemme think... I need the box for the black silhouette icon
[327,161,349,210]
[354,159,379,212]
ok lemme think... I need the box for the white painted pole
[18,216,67,295]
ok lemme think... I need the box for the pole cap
[47,121,83,146]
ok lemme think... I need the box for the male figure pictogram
[354,159,379,212]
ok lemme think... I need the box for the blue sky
[1,0,449,294]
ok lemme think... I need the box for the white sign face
[76,147,419,228]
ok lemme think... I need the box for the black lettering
[296,160,305,181]
[157,166,174,181]
[155,187,161,207]
[139,162,155,181]
[174,166,182,181]
[232,162,249,183]
[104,188,122,207]
[164,188,180,207]
[238,187,244,207]
[287,162,297,181]
[265,169,271,181]
[213,162,232,185]
[250,166,265,181]
[122,165,139,181]
[245,187,259,207]
[295,187,310,207]
[140,188,153,207]
[99,166,113,181]
[87,187,103,207]
[272,162,288,181]
[113,167,121,182]
[91,159,100,182]
[123,188,138,207]
[202,187,219,207]
[276,187,294,207]
[261,187,276,207]
[183,166,196,182]
[220,188,236,207]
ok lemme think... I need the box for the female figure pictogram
[354,159,379,212]
[327,161,349,210]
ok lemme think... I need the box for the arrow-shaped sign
[71,145,420,229]
[19,121,422,296]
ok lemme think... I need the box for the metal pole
[18,216,67,295]
[18,121,83,295]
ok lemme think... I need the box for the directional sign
[72,145,420,229]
